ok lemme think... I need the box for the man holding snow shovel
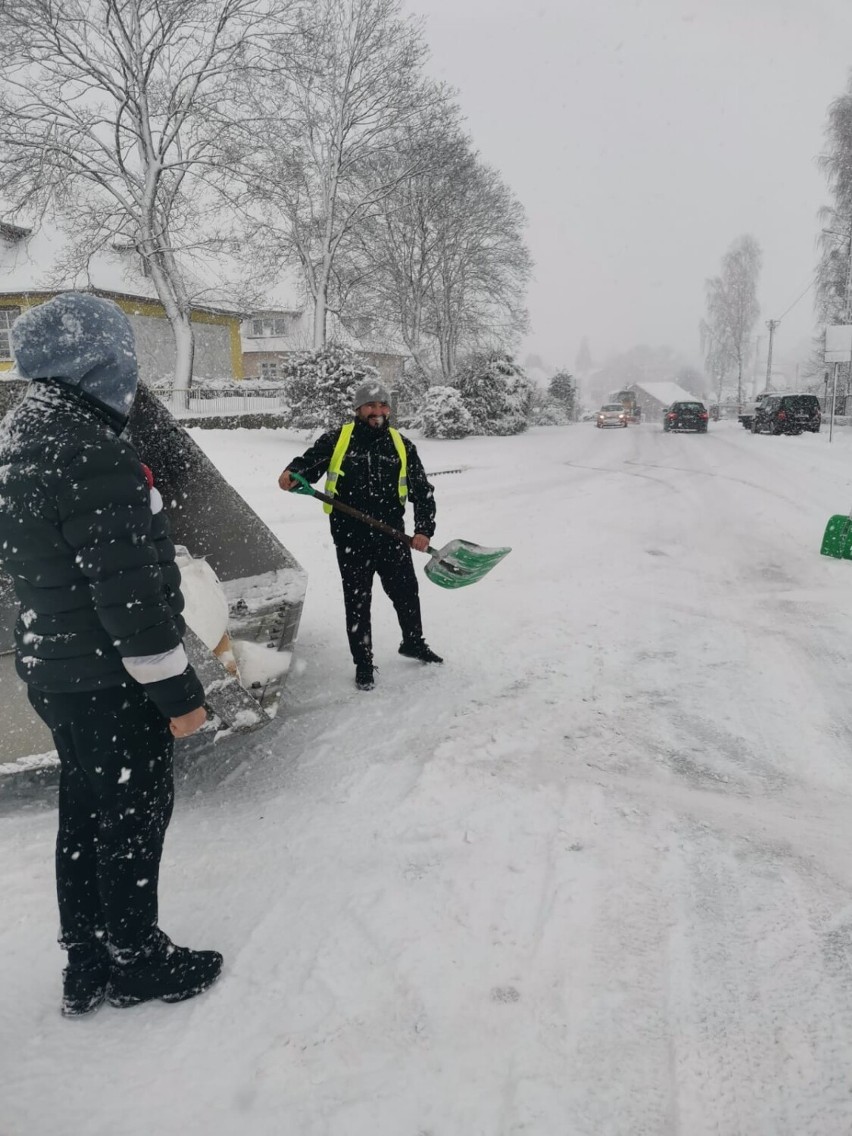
[278,381,442,691]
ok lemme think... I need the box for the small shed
[628,381,701,419]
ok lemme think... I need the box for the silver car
[596,403,628,428]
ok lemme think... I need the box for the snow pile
[231,640,292,686]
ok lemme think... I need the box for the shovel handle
[288,471,421,550]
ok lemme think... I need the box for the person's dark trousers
[27,682,174,960]
[335,533,424,665]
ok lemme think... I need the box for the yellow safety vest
[323,421,408,514]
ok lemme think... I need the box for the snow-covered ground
[5,419,852,1135]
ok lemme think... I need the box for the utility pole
[753,335,762,397]
[765,319,779,391]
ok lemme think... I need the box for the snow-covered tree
[239,0,445,350]
[0,0,266,387]
[548,369,576,418]
[456,352,534,435]
[419,385,473,439]
[817,74,852,326]
[700,235,762,408]
[343,115,531,381]
[284,343,378,430]
[529,386,569,426]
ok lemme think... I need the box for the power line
[775,279,815,322]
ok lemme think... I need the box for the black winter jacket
[0,381,204,718]
[287,417,436,545]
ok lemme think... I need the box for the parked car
[738,391,770,430]
[597,403,628,428]
[751,393,821,435]
[663,401,709,433]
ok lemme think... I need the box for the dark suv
[663,401,709,433]
[751,394,821,435]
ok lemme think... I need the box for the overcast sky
[409,0,852,373]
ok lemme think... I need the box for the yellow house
[0,222,243,383]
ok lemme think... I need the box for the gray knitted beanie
[353,381,391,410]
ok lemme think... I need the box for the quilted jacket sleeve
[285,430,337,484]
[404,438,436,539]
[56,437,205,719]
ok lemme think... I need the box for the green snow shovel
[289,472,511,589]
[820,507,852,559]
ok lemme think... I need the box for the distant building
[0,221,243,383]
[626,381,701,417]
[240,306,409,390]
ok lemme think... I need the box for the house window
[0,307,21,361]
[259,361,279,381]
[250,316,290,338]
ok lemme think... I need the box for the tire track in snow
[667,824,852,1136]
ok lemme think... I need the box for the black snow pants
[334,532,424,665]
[28,681,174,959]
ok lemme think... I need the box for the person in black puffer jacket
[278,381,442,691]
[0,293,222,1016]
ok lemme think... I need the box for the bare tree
[701,235,762,408]
[238,0,446,350]
[344,120,532,380]
[0,0,265,385]
[427,155,531,379]
[339,111,468,378]
[699,320,733,405]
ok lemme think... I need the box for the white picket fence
[158,387,289,419]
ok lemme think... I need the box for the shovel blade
[424,539,511,589]
[820,515,852,559]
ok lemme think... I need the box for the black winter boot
[107,929,223,1008]
[398,640,443,664]
[355,662,375,690]
[61,941,111,1017]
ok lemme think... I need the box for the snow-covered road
[4,420,852,1135]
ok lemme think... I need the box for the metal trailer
[0,380,307,775]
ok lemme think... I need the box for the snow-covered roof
[632,381,700,405]
[0,219,242,315]
[0,216,408,354]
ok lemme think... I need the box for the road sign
[825,325,852,362]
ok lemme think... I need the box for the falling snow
[4,421,852,1135]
